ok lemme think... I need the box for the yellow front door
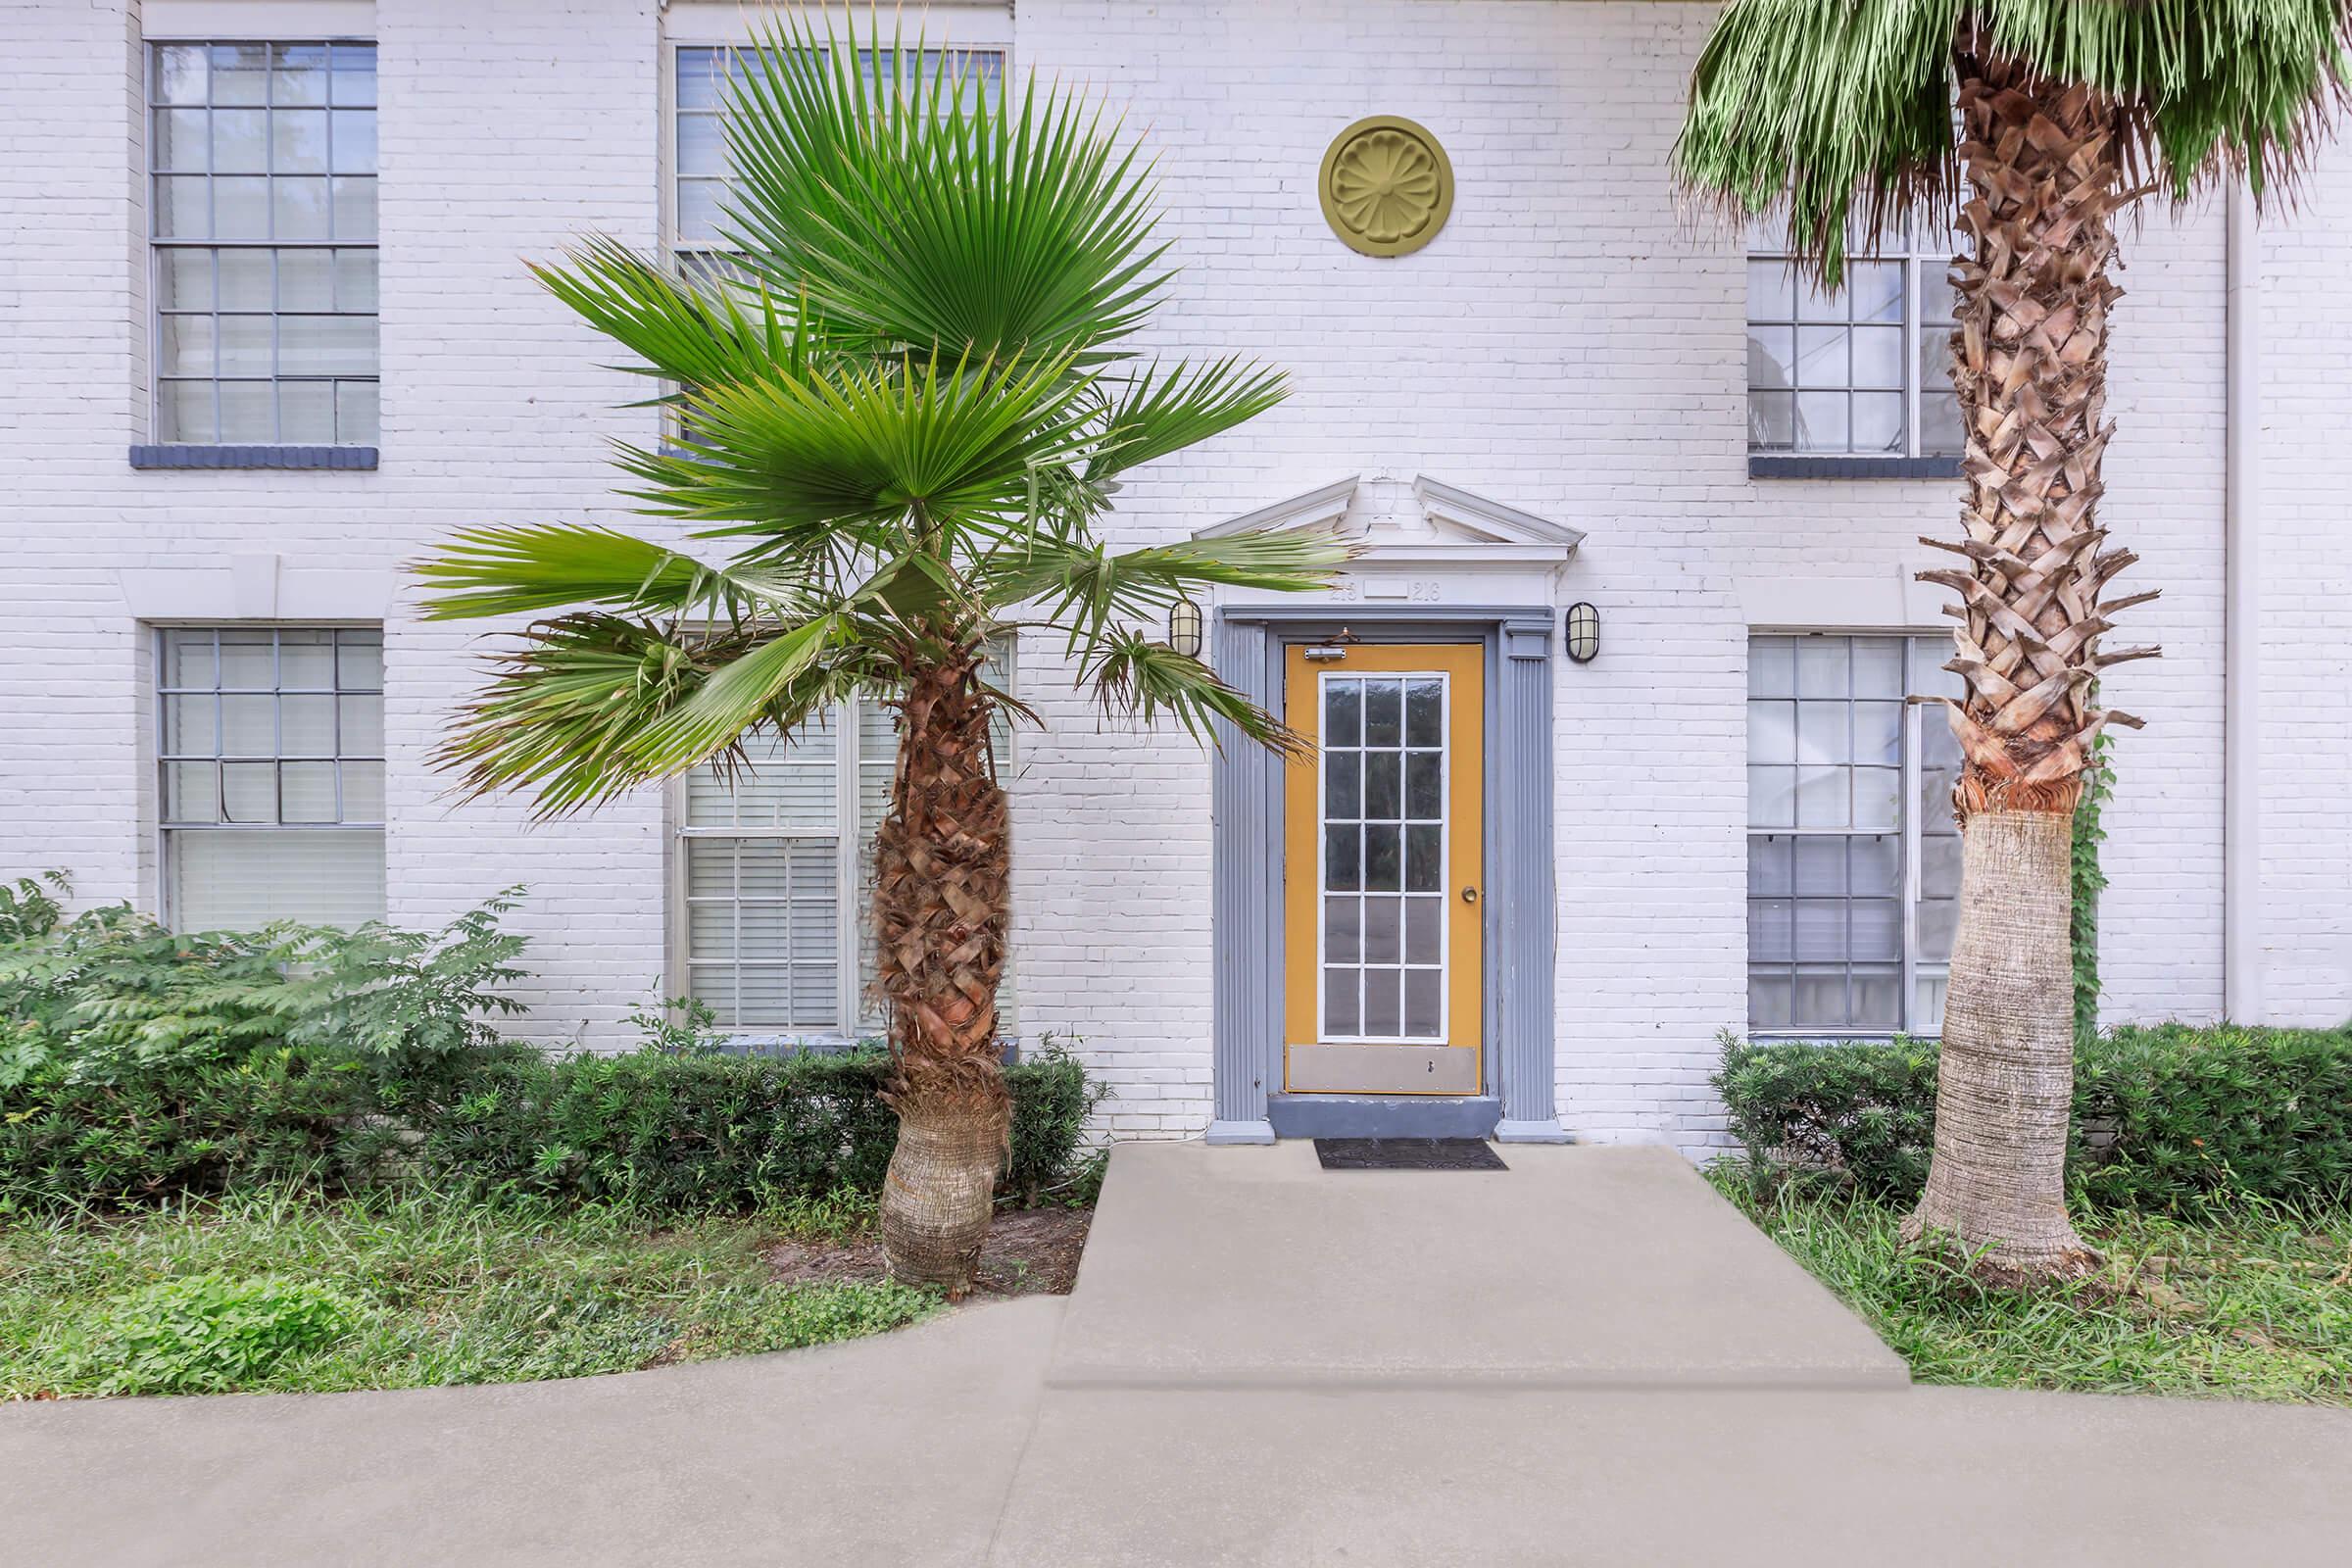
[1282,643,1485,1095]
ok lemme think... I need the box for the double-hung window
[676,652,1016,1038]
[1745,634,1961,1036]
[158,626,387,931]
[663,37,1014,1039]
[1746,225,1961,461]
[147,40,379,448]
[668,43,1004,261]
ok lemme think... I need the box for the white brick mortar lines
[2,1,2342,1152]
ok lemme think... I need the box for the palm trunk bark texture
[872,648,1011,1295]
[1904,49,2156,1277]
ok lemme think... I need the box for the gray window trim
[1208,605,1564,1145]
[1746,244,1959,463]
[145,38,381,450]
[1744,632,1956,1039]
[130,443,378,469]
[152,622,386,930]
[1748,455,1961,481]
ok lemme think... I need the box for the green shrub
[2075,1023,2352,1211]
[77,1273,361,1395]
[1715,1023,2352,1212]
[2,879,1103,1212]
[0,891,534,1202]
[418,1042,1100,1211]
[1711,1031,1940,1199]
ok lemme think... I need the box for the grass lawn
[0,1187,942,1400]
[1713,1168,2352,1404]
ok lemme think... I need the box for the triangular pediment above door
[1197,475,1582,603]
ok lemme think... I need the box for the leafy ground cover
[1,1187,959,1399]
[1714,1167,2352,1404]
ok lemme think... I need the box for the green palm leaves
[1674,0,2352,280]
[417,15,1345,813]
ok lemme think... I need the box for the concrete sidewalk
[1048,1141,1909,1389]
[4,1142,2349,1565]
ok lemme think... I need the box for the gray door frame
[1206,604,1568,1144]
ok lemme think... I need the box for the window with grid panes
[670,43,1004,255]
[677,648,1016,1037]
[158,627,386,931]
[1746,635,1962,1035]
[148,41,379,446]
[1746,220,1962,460]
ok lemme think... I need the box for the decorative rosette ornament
[1318,116,1454,257]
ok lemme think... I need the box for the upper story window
[1745,634,1960,1037]
[158,626,387,931]
[1746,226,1961,461]
[676,648,1015,1039]
[148,42,379,447]
[668,43,1004,258]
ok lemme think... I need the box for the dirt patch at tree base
[764,1205,1091,1298]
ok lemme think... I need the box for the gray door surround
[1207,605,1568,1144]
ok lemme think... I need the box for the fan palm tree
[1678,1,2348,1277]
[414,20,1347,1293]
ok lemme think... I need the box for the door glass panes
[159,626,386,930]
[149,42,378,445]
[1320,673,1446,1041]
[1747,634,1954,1035]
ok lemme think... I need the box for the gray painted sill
[1749,454,1961,480]
[130,445,379,470]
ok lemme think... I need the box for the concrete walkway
[5,1143,2350,1565]
[1049,1141,1908,1389]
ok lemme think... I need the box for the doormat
[1313,1138,1507,1171]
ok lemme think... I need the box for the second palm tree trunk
[1904,52,2154,1278]
[872,648,1010,1295]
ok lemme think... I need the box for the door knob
[1460,886,1480,905]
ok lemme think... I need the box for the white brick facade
[4,0,2345,1154]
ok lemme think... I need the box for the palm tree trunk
[871,646,1010,1295]
[1903,51,2155,1279]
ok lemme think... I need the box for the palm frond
[1079,626,1298,754]
[423,9,1307,814]
[618,346,1099,551]
[1087,358,1290,483]
[432,613,710,812]
[978,529,1352,651]
[621,612,852,772]
[531,235,802,395]
[715,15,1170,368]
[413,522,807,622]
[1675,0,2352,280]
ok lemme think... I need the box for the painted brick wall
[2,0,2341,1156]
[0,0,676,1046]
[2257,136,2352,1024]
[1006,0,2278,1147]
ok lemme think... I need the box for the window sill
[1748,455,1961,481]
[709,1032,1022,1064]
[1744,1031,1943,1045]
[130,445,379,471]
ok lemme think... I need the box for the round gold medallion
[1317,115,1453,258]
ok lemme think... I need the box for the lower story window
[158,625,386,930]
[676,648,1013,1037]
[1746,633,1958,1036]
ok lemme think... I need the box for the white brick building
[3,0,2345,1152]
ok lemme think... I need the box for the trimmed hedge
[1715,1023,2352,1211]
[3,1043,1099,1212]
[416,1047,1097,1211]
[0,888,1102,1212]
